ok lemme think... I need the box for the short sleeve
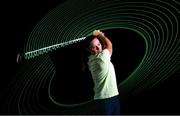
[101,49,111,61]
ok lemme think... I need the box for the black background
[2,0,180,115]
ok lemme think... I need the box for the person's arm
[93,30,113,57]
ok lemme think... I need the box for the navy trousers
[94,95,120,115]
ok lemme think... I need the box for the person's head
[81,35,103,71]
[84,35,103,55]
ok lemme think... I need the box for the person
[82,30,120,115]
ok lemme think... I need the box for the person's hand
[93,30,104,36]
[16,53,23,63]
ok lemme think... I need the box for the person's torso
[88,49,119,99]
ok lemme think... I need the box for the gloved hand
[93,30,104,36]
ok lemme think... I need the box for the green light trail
[5,0,180,114]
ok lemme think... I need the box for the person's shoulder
[88,54,97,63]
[99,49,111,60]
[102,48,109,53]
[102,49,110,56]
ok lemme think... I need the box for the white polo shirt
[88,49,119,100]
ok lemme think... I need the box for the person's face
[88,38,102,55]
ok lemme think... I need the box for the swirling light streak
[3,0,179,114]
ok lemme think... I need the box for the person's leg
[94,98,111,114]
[98,96,120,115]
[93,96,120,115]
[101,98,113,115]
[112,95,120,115]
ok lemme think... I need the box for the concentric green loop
[6,0,180,114]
